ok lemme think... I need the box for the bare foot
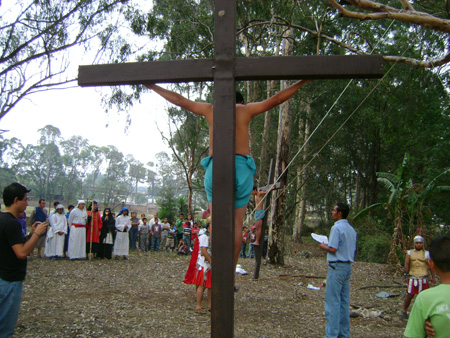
[195,308,205,314]
[252,242,260,246]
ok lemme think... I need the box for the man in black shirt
[0,183,48,337]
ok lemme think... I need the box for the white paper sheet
[311,233,328,245]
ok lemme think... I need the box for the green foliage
[356,233,391,264]
[0,0,128,120]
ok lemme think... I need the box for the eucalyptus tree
[99,145,130,205]
[0,135,19,191]
[99,0,450,264]
[0,0,129,120]
[128,155,147,202]
[60,135,90,201]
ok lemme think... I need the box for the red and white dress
[193,230,211,289]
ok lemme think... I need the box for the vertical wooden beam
[211,0,236,337]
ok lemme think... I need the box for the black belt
[328,261,351,270]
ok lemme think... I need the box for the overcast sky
[0,1,170,167]
[1,85,172,166]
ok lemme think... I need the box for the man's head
[414,235,424,251]
[154,213,158,219]
[39,199,46,209]
[332,203,349,220]
[236,91,244,104]
[2,183,30,212]
[77,200,86,210]
[53,201,60,208]
[179,213,184,219]
[56,204,64,214]
[429,236,450,273]
[143,218,147,223]
[68,205,74,212]
[131,212,137,218]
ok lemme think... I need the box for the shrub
[356,233,391,264]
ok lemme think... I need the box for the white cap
[414,235,424,243]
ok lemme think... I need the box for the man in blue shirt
[319,203,357,338]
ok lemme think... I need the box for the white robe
[45,212,67,257]
[68,207,87,259]
[113,214,130,256]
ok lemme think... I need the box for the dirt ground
[16,241,410,338]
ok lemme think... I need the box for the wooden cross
[78,1,383,337]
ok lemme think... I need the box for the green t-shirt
[175,219,183,233]
[404,284,450,338]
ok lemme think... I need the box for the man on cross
[145,80,311,269]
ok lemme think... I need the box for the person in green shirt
[404,235,450,338]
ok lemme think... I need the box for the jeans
[247,243,255,258]
[182,235,191,248]
[139,233,149,252]
[150,237,161,251]
[239,242,247,257]
[0,278,23,337]
[129,227,138,250]
[324,262,352,338]
[160,232,168,250]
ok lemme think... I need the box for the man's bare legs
[234,206,247,266]
[196,284,210,312]
[253,219,262,246]
[208,202,245,267]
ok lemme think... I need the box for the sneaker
[401,312,408,320]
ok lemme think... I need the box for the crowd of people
[2,182,450,338]
[24,199,207,261]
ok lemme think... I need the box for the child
[182,219,192,248]
[404,235,450,338]
[193,223,212,313]
[138,218,150,252]
[240,226,248,258]
[191,222,200,248]
[247,226,257,258]
[177,239,190,255]
[166,222,177,252]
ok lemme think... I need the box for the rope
[247,15,407,220]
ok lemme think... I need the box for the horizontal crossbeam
[78,55,383,86]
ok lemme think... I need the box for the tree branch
[329,0,450,34]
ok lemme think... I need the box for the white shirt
[115,215,131,231]
[68,207,87,226]
[52,212,68,233]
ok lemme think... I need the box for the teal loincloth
[254,209,265,221]
[200,155,256,209]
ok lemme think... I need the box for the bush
[356,233,391,264]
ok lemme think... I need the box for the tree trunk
[267,27,294,265]
[293,101,311,243]
[258,80,276,182]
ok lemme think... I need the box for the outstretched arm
[245,80,311,116]
[145,84,212,117]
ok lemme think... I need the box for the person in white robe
[113,207,131,259]
[68,200,87,260]
[44,204,67,259]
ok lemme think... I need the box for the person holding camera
[0,183,48,337]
